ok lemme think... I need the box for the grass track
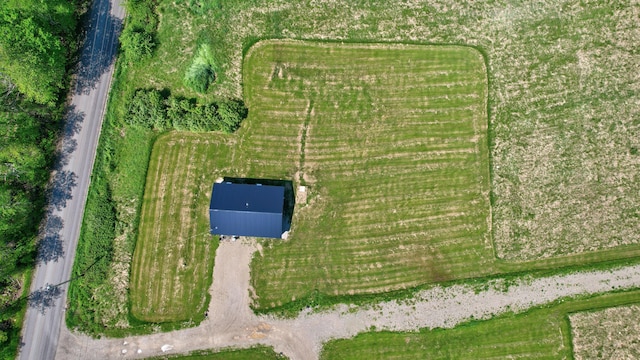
[320,290,640,359]
[130,133,235,322]
[241,41,492,308]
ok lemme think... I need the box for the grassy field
[320,290,640,359]
[74,0,640,335]
[570,303,640,359]
[128,0,640,262]
[130,132,235,322]
[243,41,492,308]
[130,40,493,313]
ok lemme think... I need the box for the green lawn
[130,132,234,322]
[130,40,492,317]
[320,290,640,359]
[243,41,493,309]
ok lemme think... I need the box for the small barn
[209,182,285,239]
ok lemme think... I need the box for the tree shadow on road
[74,0,123,95]
[56,105,84,168]
[27,284,63,315]
[64,105,84,137]
[49,170,77,212]
[37,214,65,264]
[34,106,84,265]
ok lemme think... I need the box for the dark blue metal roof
[209,182,284,238]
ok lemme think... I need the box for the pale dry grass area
[154,0,640,261]
[570,304,640,359]
[91,232,132,328]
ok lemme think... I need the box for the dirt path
[56,240,640,360]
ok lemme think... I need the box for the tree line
[0,0,86,353]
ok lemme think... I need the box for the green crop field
[130,133,235,322]
[320,290,640,360]
[243,41,493,308]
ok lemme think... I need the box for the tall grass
[184,43,217,93]
[66,63,158,335]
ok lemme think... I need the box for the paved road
[19,0,125,358]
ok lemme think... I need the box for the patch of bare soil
[56,240,640,360]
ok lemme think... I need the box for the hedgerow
[126,89,247,133]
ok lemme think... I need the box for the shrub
[119,27,155,63]
[125,89,246,132]
[127,89,166,130]
[120,0,158,63]
[217,99,247,133]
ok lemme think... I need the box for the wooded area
[0,0,86,354]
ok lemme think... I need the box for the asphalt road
[18,0,125,358]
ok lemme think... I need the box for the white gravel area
[56,240,640,360]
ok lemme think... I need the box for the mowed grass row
[320,290,640,360]
[130,133,235,322]
[149,346,284,360]
[244,41,493,308]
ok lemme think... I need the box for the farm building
[209,182,285,239]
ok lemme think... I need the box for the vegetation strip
[148,345,286,360]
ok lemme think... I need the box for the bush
[127,89,166,129]
[183,44,216,93]
[217,99,248,133]
[119,27,155,63]
[125,89,246,132]
[125,0,159,33]
[120,0,158,63]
